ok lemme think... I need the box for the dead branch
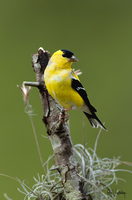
[25,47,87,200]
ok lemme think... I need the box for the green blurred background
[0,0,132,199]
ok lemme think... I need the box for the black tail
[83,112,107,131]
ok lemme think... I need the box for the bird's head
[51,49,78,69]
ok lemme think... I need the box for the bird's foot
[59,109,70,122]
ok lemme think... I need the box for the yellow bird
[44,49,107,131]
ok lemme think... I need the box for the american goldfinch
[44,49,107,131]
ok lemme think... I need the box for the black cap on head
[61,49,74,58]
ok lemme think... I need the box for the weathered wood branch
[29,47,86,200]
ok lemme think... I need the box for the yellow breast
[44,63,84,110]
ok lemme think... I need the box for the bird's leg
[64,107,72,112]
[59,107,72,122]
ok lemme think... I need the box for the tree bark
[31,47,86,200]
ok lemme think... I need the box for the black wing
[71,77,97,113]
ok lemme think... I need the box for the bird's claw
[59,111,69,122]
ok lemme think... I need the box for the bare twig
[24,81,40,87]
[17,83,46,174]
